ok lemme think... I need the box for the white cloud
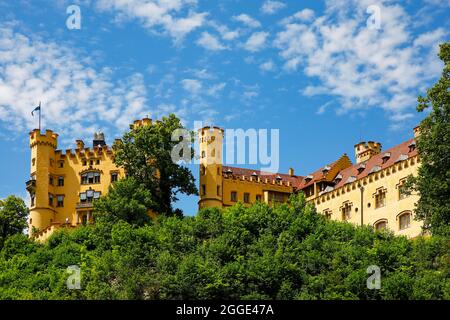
[196,31,227,50]
[191,68,215,80]
[215,24,240,41]
[181,79,202,94]
[207,82,226,96]
[261,1,286,15]
[244,31,269,52]
[233,14,261,28]
[274,1,448,121]
[316,101,333,115]
[0,24,151,144]
[260,60,275,72]
[293,8,315,21]
[95,0,207,42]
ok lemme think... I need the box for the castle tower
[198,126,224,209]
[354,141,382,164]
[27,129,58,235]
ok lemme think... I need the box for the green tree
[113,114,197,216]
[1,193,449,300]
[0,196,28,248]
[408,41,450,236]
[94,177,154,226]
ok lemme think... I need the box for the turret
[354,141,382,164]
[93,131,106,147]
[130,117,152,130]
[198,126,224,209]
[413,125,421,138]
[27,129,58,235]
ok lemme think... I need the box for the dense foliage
[407,41,450,236]
[0,195,28,249]
[0,194,448,300]
[113,114,197,216]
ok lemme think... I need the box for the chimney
[288,168,294,176]
[93,132,106,148]
[354,141,382,164]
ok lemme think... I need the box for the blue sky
[0,0,448,216]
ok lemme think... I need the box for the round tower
[27,129,58,236]
[198,126,224,209]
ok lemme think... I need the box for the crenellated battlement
[130,117,152,130]
[29,129,58,149]
[53,144,114,160]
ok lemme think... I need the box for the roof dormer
[382,152,391,164]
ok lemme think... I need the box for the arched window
[374,219,387,231]
[201,165,206,175]
[398,211,411,230]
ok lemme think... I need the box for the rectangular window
[49,175,54,186]
[269,191,285,203]
[57,195,64,207]
[59,161,64,168]
[111,173,118,182]
[31,194,35,207]
[49,194,54,206]
[58,176,64,187]
[398,183,409,200]
[88,172,94,184]
[82,160,87,166]
[244,193,250,203]
[341,203,351,221]
[202,184,206,196]
[96,159,100,165]
[256,194,262,201]
[375,189,386,208]
[231,191,237,202]
[217,185,220,196]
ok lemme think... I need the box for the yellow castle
[198,126,423,238]
[26,118,154,241]
[26,118,423,241]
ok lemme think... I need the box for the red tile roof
[296,159,339,189]
[222,166,304,188]
[332,138,417,189]
[220,137,417,195]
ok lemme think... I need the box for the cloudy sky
[0,0,448,214]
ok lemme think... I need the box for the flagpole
[39,101,41,132]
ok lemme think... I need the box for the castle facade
[198,126,423,238]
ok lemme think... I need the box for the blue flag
[31,103,41,116]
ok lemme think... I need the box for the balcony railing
[76,202,94,209]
